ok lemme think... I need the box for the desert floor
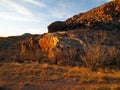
[0,62,120,90]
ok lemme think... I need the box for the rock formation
[48,21,66,33]
[42,0,120,68]
[0,33,42,63]
[48,0,120,32]
[39,33,59,52]
[0,0,120,70]
[38,30,120,66]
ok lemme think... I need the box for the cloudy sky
[0,0,111,37]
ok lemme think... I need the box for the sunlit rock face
[38,33,59,63]
[38,31,85,65]
[39,33,59,52]
[48,0,120,32]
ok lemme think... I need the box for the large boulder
[48,21,66,33]
[38,31,85,65]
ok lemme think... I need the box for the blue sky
[0,0,111,37]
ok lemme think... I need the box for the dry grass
[0,62,120,90]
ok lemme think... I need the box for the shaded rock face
[48,0,120,32]
[0,34,42,63]
[48,21,66,33]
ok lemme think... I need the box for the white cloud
[23,0,46,7]
[3,0,32,16]
[0,27,47,37]
[0,12,41,22]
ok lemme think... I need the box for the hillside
[0,0,119,68]
[48,0,120,32]
[0,0,120,89]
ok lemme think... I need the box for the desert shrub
[80,31,119,71]
[80,31,106,71]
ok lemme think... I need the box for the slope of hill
[0,0,120,89]
[0,0,119,68]
[48,0,120,32]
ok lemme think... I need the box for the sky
[0,0,112,37]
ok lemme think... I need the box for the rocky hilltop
[48,0,120,32]
[0,0,120,70]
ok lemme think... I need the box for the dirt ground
[0,62,120,90]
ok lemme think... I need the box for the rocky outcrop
[0,30,119,68]
[45,0,120,66]
[0,34,42,63]
[48,21,66,33]
[38,30,120,66]
[0,0,120,70]
[38,31,85,65]
[38,31,79,65]
[48,0,120,32]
